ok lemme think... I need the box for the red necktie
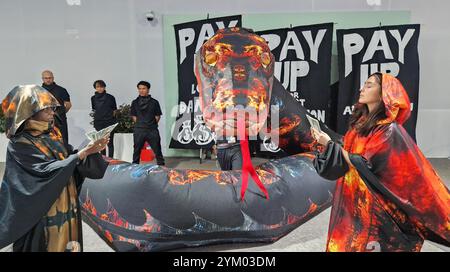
[237,117,269,201]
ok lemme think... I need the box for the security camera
[145,11,155,22]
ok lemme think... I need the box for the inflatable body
[81,154,333,251]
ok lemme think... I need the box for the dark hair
[348,73,387,136]
[93,80,106,89]
[137,81,151,89]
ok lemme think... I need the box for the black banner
[169,15,242,149]
[255,23,333,153]
[336,24,420,139]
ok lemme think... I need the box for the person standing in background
[91,80,118,158]
[41,70,72,146]
[130,81,165,165]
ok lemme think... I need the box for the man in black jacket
[130,81,165,165]
[91,80,118,158]
[41,70,71,146]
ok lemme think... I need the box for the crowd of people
[40,70,165,165]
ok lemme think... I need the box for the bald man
[41,70,72,145]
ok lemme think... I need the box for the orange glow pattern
[83,192,162,234]
[166,166,280,187]
[271,113,323,154]
[168,169,239,186]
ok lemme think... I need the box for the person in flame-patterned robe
[312,73,450,252]
[0,85,109,252]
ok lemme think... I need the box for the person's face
[359,75,382,105]
[137,85,150,96]
[42,72,54,85]
[95,84,106,93]
[32,107,56,123]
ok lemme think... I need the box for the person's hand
[311,128,331,146]
[78,137,109,160]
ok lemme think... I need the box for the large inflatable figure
[80,28,339,252]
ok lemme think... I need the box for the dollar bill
[85,123,118,142]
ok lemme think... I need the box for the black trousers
[217,145,243,170]
[133,128,165,165]
[94,121,116,158]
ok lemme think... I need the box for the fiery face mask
[194,27,275,138]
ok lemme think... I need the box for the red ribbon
[237,117,269,201]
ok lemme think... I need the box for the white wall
[0,0,449,157]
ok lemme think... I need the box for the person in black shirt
[130,81,165,165]
[91,80,117,157]
[41,70,71,146]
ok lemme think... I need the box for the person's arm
[112,96,118,117]
[77,137,109,160]
[155,100,162,124]
[340,148,353,168]
[311,128,354,167]
[91,96,95,111]
[130,101,137,123]
[60,87,72,113]
[64,101,72,112]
